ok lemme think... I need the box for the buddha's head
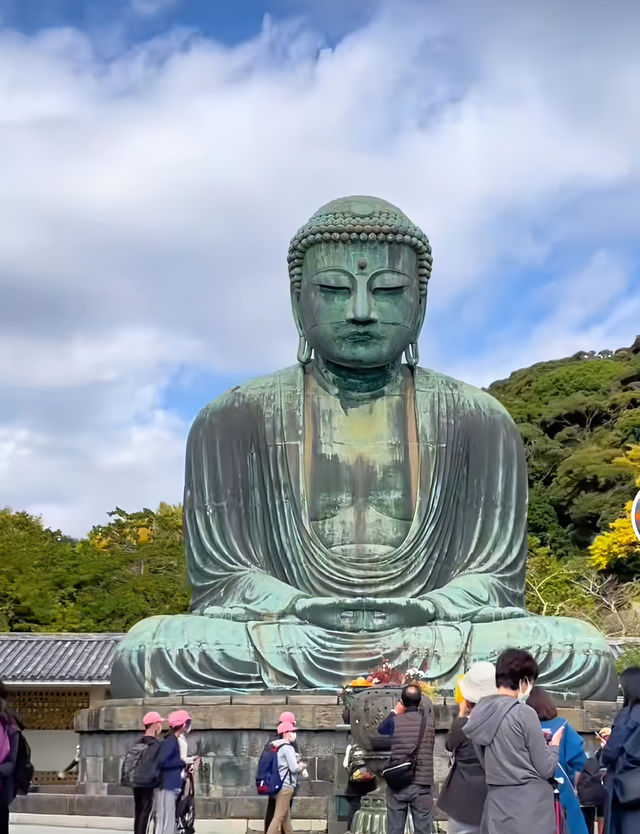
[288,196,432,369]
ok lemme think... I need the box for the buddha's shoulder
[192,366,300,425]
[414,366,514,422]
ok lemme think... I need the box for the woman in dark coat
[601,668,640,834]
[437,661,497,833]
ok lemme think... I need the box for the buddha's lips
[339,330,378,342]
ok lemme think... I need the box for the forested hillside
[1,338,639,637]
[490,336,640,635]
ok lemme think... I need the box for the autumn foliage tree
[589,445,640,576]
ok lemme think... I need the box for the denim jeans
[386,783,433,834]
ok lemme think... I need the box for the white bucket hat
[459,661,497,703]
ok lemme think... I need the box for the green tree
[0,504,190,633]
[0,509,73,630]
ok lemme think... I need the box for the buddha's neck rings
[312,355,404,404]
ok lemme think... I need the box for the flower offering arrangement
[339,657,438,705]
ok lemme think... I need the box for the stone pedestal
[73,693,347,826]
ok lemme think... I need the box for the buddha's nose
[348,284,379,323]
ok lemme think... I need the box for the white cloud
[1,0,640,534]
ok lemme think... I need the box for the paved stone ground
[11,823,248,834]
[13,828,124,834]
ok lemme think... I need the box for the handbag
[382,708,428,792]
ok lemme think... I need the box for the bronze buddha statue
[111,196,616,700]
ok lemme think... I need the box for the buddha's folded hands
[293,596,437,632]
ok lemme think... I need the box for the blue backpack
[256,741,290,795]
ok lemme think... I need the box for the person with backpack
[437,662,497,834]
[0,681,20,834]
[132,711,164,834]
[155,710,191,834]
[120,711,165,830]
[377,683,435,834]
[264,712,298,833]
[263,721,307,834]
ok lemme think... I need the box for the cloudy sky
[1,0,639,537]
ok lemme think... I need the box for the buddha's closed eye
[318,284,350,294]
[372,286,404,295]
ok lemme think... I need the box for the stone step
[10,814,329,833]
[11,792,329,820]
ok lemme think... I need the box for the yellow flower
[418,681,438,699]
[589,501,640,570]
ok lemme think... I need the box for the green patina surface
[111,196,617,700]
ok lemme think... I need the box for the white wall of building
[23,729,78,772]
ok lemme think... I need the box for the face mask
[517,679,533,702]
[289,732,297,742]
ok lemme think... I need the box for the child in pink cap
[264,713,300,833]
[265,722,307,834]
[131,711,164,834]
[155,710,192,834]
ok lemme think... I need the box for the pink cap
[277,721,296,735]
[142,711,164,726]
[279,711,296,725]
[168,709,192,728]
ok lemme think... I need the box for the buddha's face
[296,241,423,369]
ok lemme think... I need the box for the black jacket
[601,704,640,834]
[379,703,435,787]
[437,715,487,825]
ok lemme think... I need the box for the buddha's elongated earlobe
[404,341,419,367]
[297,336,312,365]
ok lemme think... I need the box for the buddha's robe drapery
[111,366,617,699]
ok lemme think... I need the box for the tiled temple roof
[0,632,124,685]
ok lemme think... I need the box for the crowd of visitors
[363,652,640,834]
[2,658,640,834]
